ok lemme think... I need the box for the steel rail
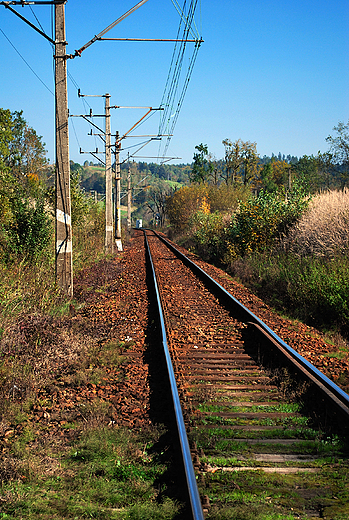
[152,231,349,421]
[143,231,205,520]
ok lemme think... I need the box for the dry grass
[0,313,97,416]
[283,189,349,257]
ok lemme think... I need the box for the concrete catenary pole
[105,93,113,253]
[127,156,132,231]
[55,1,73,296]
[114,131,123,251]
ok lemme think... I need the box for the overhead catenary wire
[157,0,201,162]
[70,116,81,151]
[160,38,200,161]
[29,5,47,39]
[0,26,54,95]
[160,0,199,130]
[171,0,199,39]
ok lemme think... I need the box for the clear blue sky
[0,0,348,166]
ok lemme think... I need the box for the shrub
[243,252,349,332]
[190,210,226,263]
[2,196,52,261]
[224,186,308,260]
[166,183,249,236]
[207,183,249,213]
[166,184,209,233]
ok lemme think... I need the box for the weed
[0,426,180,519]
[88,341,126,368]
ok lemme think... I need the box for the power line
[0,26,54,95]
[70,116,81,151]
[157,0,201,161]
[29,5,47,40]
[159,1,200,134]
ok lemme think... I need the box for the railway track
[142,229,349,520]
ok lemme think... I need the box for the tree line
[190,121,349,194]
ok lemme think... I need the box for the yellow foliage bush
[166,183,249,234]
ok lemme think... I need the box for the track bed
[145,230,349,520]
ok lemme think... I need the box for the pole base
[115,239,123,252]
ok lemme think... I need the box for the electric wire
[66,67,99,154]
[162,31,200,153]
[159,0,199,138]
[157,0,200,161]
[121,138,153,152]
[159,3,185,125]
[170,0,198,39]
[29,5,47,39]
[0,26,54,95]
[70,116,81,151]
[160,40,199,161]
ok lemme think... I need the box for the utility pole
[114,132,123,251]
[55,1,73,296]
[105,93,113,253]
[127,156,132,231]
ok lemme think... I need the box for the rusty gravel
[1,231,348,448]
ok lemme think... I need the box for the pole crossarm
[132,156,181,160]
[110,105,164,109]
[1,2,55,44]
[69,114,105,134]
[79,149,105,166]
[122,134,173,138]
[73,0,149,57]
[80,147,104,155]
[115,107,162,143]
[1,1,65,4]
[90,153,106,166]
[99,37,203,43]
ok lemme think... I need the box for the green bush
[190,210,225,263]
[2,196,52,261]
[239,252,349,333]
[224,187,308,260]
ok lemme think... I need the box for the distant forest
[73,148,347,196]
[71,122,349,196]
[77,160,191,194]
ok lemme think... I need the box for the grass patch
[200,461,349,520]
[199,414,309,428]
[195,427,320,442]
[197,403,301,414]
[0,426,181,519]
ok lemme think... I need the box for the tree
[0,109,51,261]
[146,181,174,226]
[292,153,336,193]
[0,108,12,172]
[222,138,260,186]
[259,159,292,193]
[315,152,334,190]
[292,155,320,193]
[240,141,259,186]
[222,138,243,185]
[326,121,349,164]
[260,163,278,193]
[190,143,214,184]
[2,110,48,197]
[0,109,14,231]
[326,121,349,189]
